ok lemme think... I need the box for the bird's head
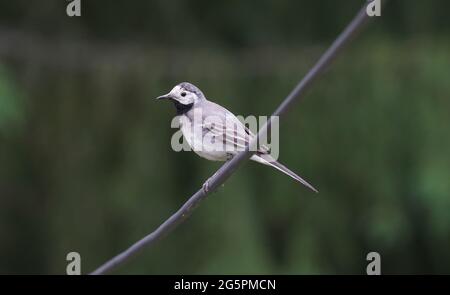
[156,82,205,112]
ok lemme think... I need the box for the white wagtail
[156,82,318,193]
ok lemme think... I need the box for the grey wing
[201,113,252,153]
[200,100,270,154]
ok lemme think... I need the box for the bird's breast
[178,115,228,161]
[179,115,197,147]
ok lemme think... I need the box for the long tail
[251,154,318,193]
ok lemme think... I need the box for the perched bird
[156,82,317,193]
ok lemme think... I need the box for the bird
[156,82,318,193]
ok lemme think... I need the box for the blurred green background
[0,0,449,274]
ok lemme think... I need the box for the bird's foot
[202,179,211,194]
[203,171,222,194]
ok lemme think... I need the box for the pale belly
[179,116,229,161]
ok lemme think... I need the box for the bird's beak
[156,93,172,100]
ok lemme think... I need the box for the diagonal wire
[90,1,380,275]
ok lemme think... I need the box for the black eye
[181,92,186,97]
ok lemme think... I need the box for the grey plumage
[178,82,206,100]
[157,82,318,193]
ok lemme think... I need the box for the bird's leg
[202,170,221,194]
[203,157,234,194]
[202,179,211,194]
[202,174,215,194]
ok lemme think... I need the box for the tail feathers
[251,154,318,193]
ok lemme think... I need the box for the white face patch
[169,85,197,105]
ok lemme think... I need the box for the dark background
[0,0,449,274]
